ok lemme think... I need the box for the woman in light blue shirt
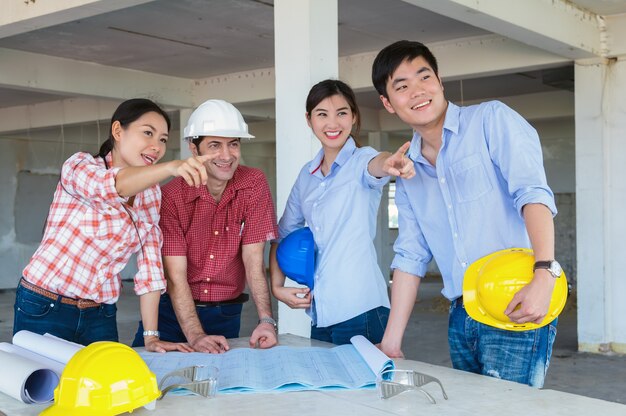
[269,79,414,345]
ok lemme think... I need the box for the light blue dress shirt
[392,101,557,300]
[278,138,390,327]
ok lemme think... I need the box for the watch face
[550,261,562,277]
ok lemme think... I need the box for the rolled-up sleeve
[134,187,166,295]
[241,172,278,245]
[134,222,166,295]
[390,178,432,278]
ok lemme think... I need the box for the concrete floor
[1,277,625,405]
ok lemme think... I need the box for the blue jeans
[311,306,389,345]
[13,281,118,346]
[448,298,557,387]
[132,293,243,347]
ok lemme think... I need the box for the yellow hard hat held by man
[463,248,568,331]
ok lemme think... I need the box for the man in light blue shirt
[372,40,560,387]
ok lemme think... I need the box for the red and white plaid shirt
[160,166,277,302]
[23,152,166,303]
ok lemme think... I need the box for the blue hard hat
[276,227,316,289]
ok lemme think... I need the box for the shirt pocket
[225,220,245,243]
[449,153,493,203]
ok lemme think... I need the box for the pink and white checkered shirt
[22,152,166,304]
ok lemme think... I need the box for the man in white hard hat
[132,99,278,352]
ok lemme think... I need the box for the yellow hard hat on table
[462,248,567,331]
[40,341,160,416]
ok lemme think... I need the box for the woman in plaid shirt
[14,99,210,352]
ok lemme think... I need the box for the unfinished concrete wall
[555,193,576,284]
[534,118,576,284]
[0,126,102,290]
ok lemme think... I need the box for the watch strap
[258,317,277,331]
[533,260,553,271]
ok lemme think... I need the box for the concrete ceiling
[0,0,490,79]
[0,0,623,113]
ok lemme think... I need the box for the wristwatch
[258,317,278,332]
[533,260,562,278]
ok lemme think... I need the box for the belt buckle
[77,299,95,309]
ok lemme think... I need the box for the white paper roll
[13,330,82,364]
[0,350,58,404]
[0,343,65,375]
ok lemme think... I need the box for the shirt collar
[443,101,460,136]
[308,137,357,174]
[184,165,249,203]
[335,137,357,166]
[406,101,459,162]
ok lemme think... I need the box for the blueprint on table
[139,335,394,394]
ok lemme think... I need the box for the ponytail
[95,139,115,168]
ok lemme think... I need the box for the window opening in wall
[388,181,398,229]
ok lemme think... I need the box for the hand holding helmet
[463,248,567,331]
[272,227,316,309]
[276,227,316,289]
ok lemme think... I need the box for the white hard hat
[184,99,254,141]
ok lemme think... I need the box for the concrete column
[274,0,338,337]
[179,108,193,159]
[575,57,626,353]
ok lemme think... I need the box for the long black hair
[95,98,171,167]
[305,79,362,146]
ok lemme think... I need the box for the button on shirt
[160,166,277,302]
[278,138,390,327]
[23,152,165,303]
[392,101,557,300]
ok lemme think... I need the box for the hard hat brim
[184,131,255,142]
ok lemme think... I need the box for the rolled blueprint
[0,331,84,404]
[0,343,65,375]
[0,350,58,403]
[13,330,82,364]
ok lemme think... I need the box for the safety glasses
[158,365,219,399]
[376,369,448,404]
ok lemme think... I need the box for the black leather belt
[194,293,249,307]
